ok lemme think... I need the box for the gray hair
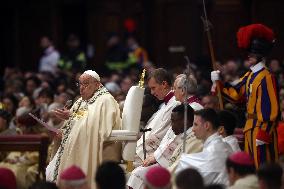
[176,74,197,95]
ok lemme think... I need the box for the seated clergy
[135,68,180,165]
[176,108,233,186]
[257,162,283,189]
[0,109,42,189]
[175,168,205,189]
[0,167,17,189]
[144,166,171,189]
[128,104,202,189]
[226,152,258,189]
[217,110,241,152]
[95,161,126,189]
[58,165,89,189]
[173,74,203,111]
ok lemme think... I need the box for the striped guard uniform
[221,62,279,168]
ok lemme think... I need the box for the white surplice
[135,94,180,162]
[154,128,188,167]
[128,128,193,189]
[167,131,203,173]
[223,135,241,152]
[176,133,233,186]
[187,95,203,111]
[189,101,203,111]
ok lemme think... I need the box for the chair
[108,85,145,172]
[0,134,49,180]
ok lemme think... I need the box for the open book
[29,113,59,133]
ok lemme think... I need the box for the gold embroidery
[52,86,110,181]
[73,110,88,119]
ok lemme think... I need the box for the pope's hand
[211,70,221,83]
[53,108,70,120]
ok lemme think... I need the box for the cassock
[135,91,180,162]
[176,133,233,186]
[223,135,241,152]
[128,127,200,189]
[46,86,121,189]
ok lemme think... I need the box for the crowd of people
[0,24,284,189]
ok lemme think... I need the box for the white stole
[136,96,180,160]
[154,128,184,167]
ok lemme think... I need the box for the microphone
[64,100,73,109]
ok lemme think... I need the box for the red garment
[187,95,202,105]
[277,121,284,155]
[164,91,174,105]
[0,168,17,189]
[60,165,86,181]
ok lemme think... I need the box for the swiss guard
[211,24,279,168]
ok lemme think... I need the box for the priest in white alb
[166,74,205,173]
[217,110,241,152]
[128,104,202,189]
[135,68,180,164]
[46,70,121,189]
[176,108,233,186]
[173,73,203,111]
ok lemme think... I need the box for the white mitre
[83,70,100,81]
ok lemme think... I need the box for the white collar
[250,62,265,73]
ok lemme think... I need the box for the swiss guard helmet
[237,24,275,59]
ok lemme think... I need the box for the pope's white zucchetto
[83,70,100,82]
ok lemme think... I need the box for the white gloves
[211,70,220,83]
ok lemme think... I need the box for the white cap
[83,70,100,81]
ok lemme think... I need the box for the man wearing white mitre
[46,70,121,189]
